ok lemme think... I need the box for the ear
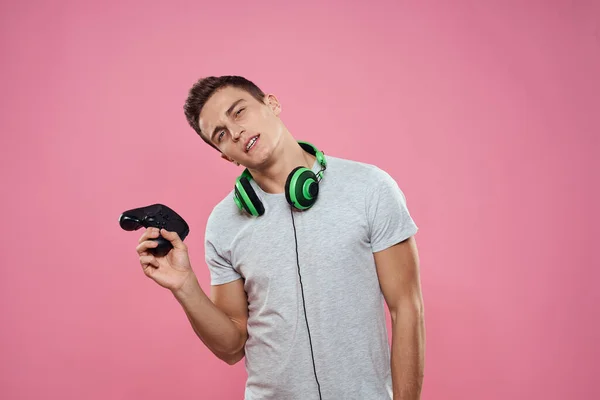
[265,94,281,116]
[221,153,240,165]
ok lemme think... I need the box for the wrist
[171,272,202,302]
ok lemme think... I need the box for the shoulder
[325,155,398,189]
[324,156,410,215]
[205,189,245,234]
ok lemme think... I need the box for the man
[136,76,425,399]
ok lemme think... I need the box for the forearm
[172,275,246,363]
[390,302,425,400]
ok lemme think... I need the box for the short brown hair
[183,75,266,151]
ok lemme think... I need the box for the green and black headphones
[233,141,327,216]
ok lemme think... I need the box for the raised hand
[136,227,196,293]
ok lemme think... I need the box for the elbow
[217,339,246,365]
[213,330,247,365]
[221,350,245,365]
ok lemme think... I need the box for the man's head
[183,75,287,169]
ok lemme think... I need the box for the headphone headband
[297,141,327,170]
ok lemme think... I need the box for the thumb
[161,229,186,249]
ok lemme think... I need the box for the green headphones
[233,141,327,216]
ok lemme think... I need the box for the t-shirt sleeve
[367,169,419,253]
[204,214,242,286]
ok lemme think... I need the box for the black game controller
[119,203,190,257]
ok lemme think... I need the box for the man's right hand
[136,226,249,365]
[136,227,196,293]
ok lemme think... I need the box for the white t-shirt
[204,155,419,400]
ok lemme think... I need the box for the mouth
[245,134,260,152]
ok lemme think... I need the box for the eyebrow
[210,99,245,142]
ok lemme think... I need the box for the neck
[248,135,316,194]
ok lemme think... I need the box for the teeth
[246,137,257,151]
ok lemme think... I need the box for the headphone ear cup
[235,176,265,216]
[285,167,319,210]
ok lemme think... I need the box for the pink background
[1,0,598,399]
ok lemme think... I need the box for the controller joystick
[119,203,190,257]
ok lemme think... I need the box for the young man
[135,76,425,399]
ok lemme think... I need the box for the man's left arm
[374,236,425,400]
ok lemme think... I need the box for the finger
[138,227,160,244]
[136,239,159,255]
[140,255,159,270]
[160,229,187,250]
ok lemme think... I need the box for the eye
[218,131,225,141]
[235,107,245,117]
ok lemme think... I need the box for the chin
[246,148,273,169]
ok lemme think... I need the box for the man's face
[198,86,284,168]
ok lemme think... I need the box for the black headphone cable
[290,207,323,400]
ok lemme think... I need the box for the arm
[374,236,425,400]
[173,276,249,365]
[136,228,248,365]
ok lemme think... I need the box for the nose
[230,125,244,142]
